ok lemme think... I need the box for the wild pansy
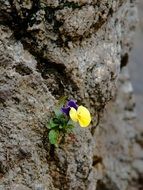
[47,98,91,146]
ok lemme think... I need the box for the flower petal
[77,106,91,127]
[69,107,78,122]
[67,100,78,110]
[61,100,78,116]
[61,107,70,115]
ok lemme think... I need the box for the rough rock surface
[0,0,141,190]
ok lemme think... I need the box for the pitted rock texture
[0,0,132,111]
[0,0,140,190]
[94,67,138,190]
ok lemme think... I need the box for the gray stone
[0,0,142,190]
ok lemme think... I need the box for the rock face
[0,0,142,190]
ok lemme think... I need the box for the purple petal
[61,107,70,116]
[61,99,78,116]
[67,100,78,110]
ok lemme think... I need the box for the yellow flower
[69,105,91,127]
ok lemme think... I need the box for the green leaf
[67,124,74,129]
[47,119,57,129]
[66,124,74,132]
[53,117,60,124]
[59,125,63,129]
[48,130,59,145]
[59,115,68,125]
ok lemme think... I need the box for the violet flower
[61,100,78,116]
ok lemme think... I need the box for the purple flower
[61,100,78,116]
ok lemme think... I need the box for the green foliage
[47,98,75,146]
[46,97,92,147]
[48,130,59,146]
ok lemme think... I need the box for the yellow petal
[69,107,78,122]
[77,105,91,127]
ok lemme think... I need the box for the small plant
[46,98,91,147]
